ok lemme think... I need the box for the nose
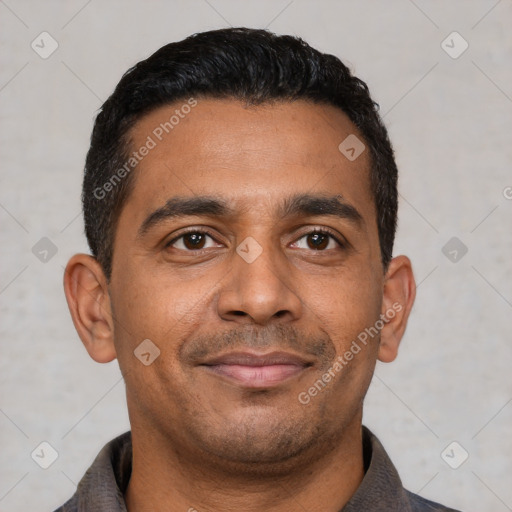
[216,240,303,325]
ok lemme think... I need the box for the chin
[187,407,326,475]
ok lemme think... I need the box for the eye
[166,230,222,251]
[291,229,344,251]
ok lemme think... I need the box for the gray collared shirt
[54,426,461,511]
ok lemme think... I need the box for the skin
[64,98,415,512]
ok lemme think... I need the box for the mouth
[199,351,314,388]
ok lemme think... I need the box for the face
[67,98,414,475]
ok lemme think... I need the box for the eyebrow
[137,193,364,238]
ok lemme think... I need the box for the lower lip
[201,364,306,388]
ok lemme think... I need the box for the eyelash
[165,227,346,252]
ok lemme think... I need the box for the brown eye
[292,230,342,251]
[182,233,207,250]
[167,231,220,251]
[306,232,329,250]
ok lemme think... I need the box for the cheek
[110,268,217,365]
[109,276,193,412]
[305,270,382,350]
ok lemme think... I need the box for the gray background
[1,1,511,510]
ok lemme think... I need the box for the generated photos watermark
[93,97,198,200]
[298,301,403,405]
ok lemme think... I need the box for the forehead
[120,98,374,226]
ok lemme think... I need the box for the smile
[199,351,313,388]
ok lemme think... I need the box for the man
[58,27,460,511]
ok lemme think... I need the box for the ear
[378,255,416,363]
[63,254,117,363]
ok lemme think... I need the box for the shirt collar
[341,426,413,511]
[57,426,419,511]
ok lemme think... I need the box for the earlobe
[377,255,416,363]
[63,254,117,363]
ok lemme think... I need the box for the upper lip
[200,351,313,367]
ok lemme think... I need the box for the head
[64,27,415,474]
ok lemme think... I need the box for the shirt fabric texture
[54,426,461,511]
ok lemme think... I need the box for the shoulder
[405,489,462,512]
[52,431,132,512]
[52,496,77,512]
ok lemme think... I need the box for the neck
[125,417,365,512]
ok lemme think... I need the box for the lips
[199,351,313,388]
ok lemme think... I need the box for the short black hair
[83,27,398,280]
